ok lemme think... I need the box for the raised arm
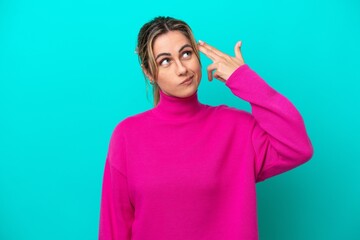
[225,64,314,182]
[198,40,314,182]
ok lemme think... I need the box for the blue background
[1,0,359,239]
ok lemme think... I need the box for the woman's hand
[197,40,245,83]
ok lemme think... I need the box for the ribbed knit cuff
[225,63,250,87]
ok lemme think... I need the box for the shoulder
[110,109,153,139]
[201,103,256,135]
[211,104,254,123]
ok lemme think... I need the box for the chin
[181,86,198,98]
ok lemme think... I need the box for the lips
[181,76,194,84]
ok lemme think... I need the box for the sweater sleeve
[225,64,314,183]
[99,125,134,239]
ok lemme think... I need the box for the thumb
[234,41,242,59]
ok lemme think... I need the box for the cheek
[157,69,175,86]
[194,61,202,78]
[189,58,201,72]
[197,71,202,83]
[157,68,169,79]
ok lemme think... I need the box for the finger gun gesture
[198,40,245,82]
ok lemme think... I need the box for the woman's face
[151,30,202,98]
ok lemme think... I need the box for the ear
[141,64,154,81]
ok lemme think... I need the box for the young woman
[99,16,314,240]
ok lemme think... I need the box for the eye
[159,58,170,66]
[182,50,192,59]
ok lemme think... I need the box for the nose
[175,60,187,76]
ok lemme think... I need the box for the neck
[151,88,203,121]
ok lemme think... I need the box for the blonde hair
[136,16,201,107]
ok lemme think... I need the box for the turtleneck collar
[151,88,204,122]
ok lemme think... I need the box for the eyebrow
[155,44,192,61]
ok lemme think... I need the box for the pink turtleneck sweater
[98,64,314,240]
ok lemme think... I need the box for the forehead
[153,31,191,55]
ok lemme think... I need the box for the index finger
[197,43,219,61]
[198,40,228,59]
